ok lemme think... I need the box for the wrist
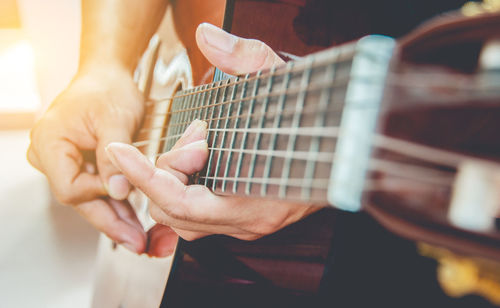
[77,59,134,80]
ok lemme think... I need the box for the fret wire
[247,65,277,195]
[261,62,294,197]
[207,79,231,190]
[233,71,262,193]
[202,80,222,186]
[187,87,198,128]
[279,59,314,198]
[170,93,181,149]
[200,84,212,126]
[222,73,249,192]
[193,84,212,184]
[133,126,340,147]
[144,52,355,107]
[176,90,188,146]
[187,84,206,184]
[302,62,336,199]
[173,90,189,149]
[165,96,179,151]
[193,84,206,121]
[183,89,196,139]
[162,98,172,151]
[214,78,239,192]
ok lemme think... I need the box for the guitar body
[93,1,500,307]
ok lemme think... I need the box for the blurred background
[0,0,99,306]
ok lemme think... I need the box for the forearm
[79,0,168,74]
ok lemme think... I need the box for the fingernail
[84,162,96,174]
[105,144,120,169]
[180,139,208,150]
[199,23,237,53]
[179,139,208,150]
[182,119,207,139]
[108,174,130,200]
[121,242,138,254]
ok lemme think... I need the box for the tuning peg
[448,161,500,232]
[479,39,500,72]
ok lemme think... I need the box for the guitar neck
[160,36,395,207]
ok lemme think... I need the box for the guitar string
[142,83,347,123]
[135,126,340,147]
[146,137,456,186]
[147,77,351,118]
[130,59,499,195]
[144,71,498,109]
[192,155,454,192]
[139,74,500,135]
[192,177,439,205]
[139,104,342,134]
[143,53,355,106]
[143,128,467,174]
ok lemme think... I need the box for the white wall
[17,0,81,109]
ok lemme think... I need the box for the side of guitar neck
[161,36,395,208]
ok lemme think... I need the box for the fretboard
[152,36,394,207]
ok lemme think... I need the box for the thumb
[195,23,285,76]
[96,125,133,200]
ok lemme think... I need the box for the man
[27,0,473,257]
[27,0,318,257]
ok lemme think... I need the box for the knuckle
[149,205,166,224]
[236,233,262,241]
[54,190,77,206]
[253,214,285,236]
[26,146,39,169]
[162,203,185,221]
[155,153,171,169]
[179,232,199,242]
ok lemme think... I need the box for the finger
[146,224,178,257]
[155,119,208,183]
[76,199,147,253]
[171,227,209,242]
[148,202,238,234]
[105,142,186,205]
[96,124,134,200]
[26,144,42,171]
[106,142,317,236]
[38,139,106,205]
[107,198,145,233]
[171,119,208,150]
[106,142,266,227]
[156,140,209,184]
[196,23,285,76]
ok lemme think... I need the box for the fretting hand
[106,23,320,257]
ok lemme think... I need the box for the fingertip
[105,142,142,171]
[107,174,131,200]
[147,224,178,257]
[173,120,208,150]
[105,142,125,167]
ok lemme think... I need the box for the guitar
[92,1,500,307]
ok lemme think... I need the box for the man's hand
[106,23,319,257]
[28,66,147,253]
